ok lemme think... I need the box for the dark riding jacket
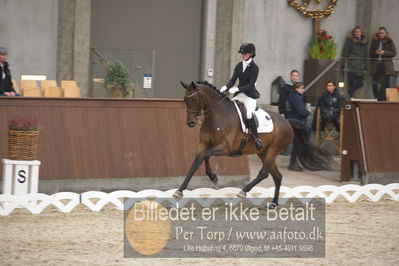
[226,60,261,99]
[0,62,15,95]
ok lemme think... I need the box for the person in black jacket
[341,26,368,98]
[317,80,343,132]
[220,43,264,150]
[0,47,17,97]
[285,82,311,171]
[278,69,300,117]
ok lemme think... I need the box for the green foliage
[309,36,321,59]
[104,61,132,98]
[308,30,337,60]
[324,38,337,59]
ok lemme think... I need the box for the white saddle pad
[233,101,274,133]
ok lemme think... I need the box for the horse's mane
[195,81,231,102]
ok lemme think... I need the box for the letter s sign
[18,170,27,183]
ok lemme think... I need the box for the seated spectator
[285,82,311,171]
[0,47,18,97]
[317,81,343,132]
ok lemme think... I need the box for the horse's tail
[288,119,333,171]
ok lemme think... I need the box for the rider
[220,43,264,150]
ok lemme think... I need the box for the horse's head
[181,81,202,128]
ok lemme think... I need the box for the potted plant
[8,117,40,160]
[104,60,133,98]
[304,29,338,105]
[308,29,337,60]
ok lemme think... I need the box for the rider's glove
[220,86,227,93]
[228,87,239,94]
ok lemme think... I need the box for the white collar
[243,58,252,66]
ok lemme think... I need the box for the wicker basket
[8,130,39,160]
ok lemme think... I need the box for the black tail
[288,119,333,171]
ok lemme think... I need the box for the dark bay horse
[174,81,332,208]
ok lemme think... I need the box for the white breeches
[232,93,256,119]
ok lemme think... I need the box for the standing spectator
[0,47,17,97]
[369,27,397,101]
[278,69,300,117]
[317,81,343,132]
[285,82,311,171]
[342,26,368,98]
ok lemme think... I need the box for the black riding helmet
[238,43,256,58]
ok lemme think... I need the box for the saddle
[229,100,258,157]
[229,100,273,156]
[234,100,259,129]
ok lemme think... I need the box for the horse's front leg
[173,144,228,199]
[173,151,205,199]
[204,157,219,188]
[204,143,231,188]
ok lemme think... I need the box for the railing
[304,57,399,98]
[304,59,339,93]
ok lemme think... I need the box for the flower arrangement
[9,117,40,131]
[309,29,337,59]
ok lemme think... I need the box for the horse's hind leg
[204,157,219,188]
[269,161,282,208]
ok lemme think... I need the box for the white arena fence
[0,184,398,216]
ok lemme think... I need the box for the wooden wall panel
[358,103,399,172]
[341,101,399,181]
[0,98,249,180]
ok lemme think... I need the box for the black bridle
[185,88,228,117]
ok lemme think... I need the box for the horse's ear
[180,81,189,90]
[190,82,197,90]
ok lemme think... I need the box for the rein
[186,89,228,117]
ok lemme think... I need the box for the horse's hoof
[268,202,278,209]
[236,190,247,198]
[173,190,183,199]
[212,174,220,188]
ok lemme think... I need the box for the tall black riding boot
[247,117,264,150]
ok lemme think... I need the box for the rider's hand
[220,86,227,93]
[228,87,239,94]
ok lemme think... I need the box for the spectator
[369,26,397,101]
[317,80,343,132]
[0,47,17,97]
[341,26,368,98]
[285,82,311,171]
[278,69,300,117]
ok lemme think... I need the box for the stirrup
[254,138,264,150]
